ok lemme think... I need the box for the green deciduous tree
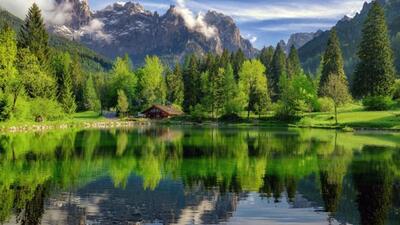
[239,59,270,118]
[18,3,50,67]
[0,24,17,93]
[223,63,243,115]
[320,74,351,124]
[109,56,137,109]
[286,45,302,79]
[117,89,129,117]
[166,63,184,107]
[137,56,166,109]
[352,2,396,98]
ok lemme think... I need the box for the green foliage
[231,49,246,80]
[17,48,55,98]
[29,97,65,121]
[0,24,17,92]
[315,97,335,112]
[190,104,207,121]
[276,74,318,120]
[137,56,165,109]
[83,75,101,112]
[239,59,270,118]
[362,96,395,111]
[393,80,400,100]
[319,29,347,97]
[258,46,274,74]
[269,44,287,100]
[18,3,50,67]
[117,89,129,117]
[166,63,184,107]
[108,56,137,109]
[287,45,302,78]
[183,55,201,111]
[0,93,12,121]
[352,2,396,98]
[223,64,242,115]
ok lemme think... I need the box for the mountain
[298,0,400,77]
[285,31,323,52]
[50,1,258,65]
[0,8,112,72]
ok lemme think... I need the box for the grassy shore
[0,105,399,133]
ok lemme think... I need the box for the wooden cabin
[142,105,184,119]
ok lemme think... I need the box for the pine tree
[166,63,184,107]
[286,45,302,78]
[270,44,287,100]
[83,75,101,112]
[183,55,201,112]
[60,70,77,114]
[19,3,50,67]
[231,49,246,80]
[352,1,396,98]
[258,46,274,74]
[319,28,348,96]
[223,63,241,115]
[70,53,85,110]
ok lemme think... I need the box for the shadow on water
[0,127,399,224]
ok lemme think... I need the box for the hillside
[298,0,400,78]
[0,8,112,72]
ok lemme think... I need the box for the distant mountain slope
[49,1,258,65]
[298,0,400,77]
[0,8,112,72]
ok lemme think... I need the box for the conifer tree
[352,1,396,98]
[166,63,184,107]
[60,70,77,114]
[319,28,348,96]
[223,63,242,115]
[70,53,85,110]
[231,49,246,80]
[0,24,17,95]
[270,44,287,100]
[258,46,274,75]
[83,75,101,112]
[183,55,201,111]
[19,3,50,67]
[286,45,302,78]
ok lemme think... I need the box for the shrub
[219,113,242,122]
[362,96,395,111]
[190,104,207,122]
[315,97,335,112]
[11,97,31,121]
[30,98,66,121]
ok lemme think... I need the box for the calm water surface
[0,127,399,225]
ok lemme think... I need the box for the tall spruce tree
[319,28,349,97]
[231,49,246,80]
[352,1,396,98]
[19,3,50,67]
[183,55,201,112]
[286,45,302,79]
[70,53,85,110]
[269,44,287,100]
[166,63,184,107]
[83,75,101,112]
[258,46,274,74]
[60,69,77,114]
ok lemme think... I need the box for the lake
[0,126,399,225]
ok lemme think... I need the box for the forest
[0,2,399,124]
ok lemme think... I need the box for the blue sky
[89,0,370,48]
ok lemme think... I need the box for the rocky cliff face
[50,1,257,65]
[286,31,323,52]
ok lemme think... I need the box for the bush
[190,104,207,122]
[219,113,242,122]
[30,98,66,121]
[315,97,335,112]
[11,97,31,121]
[362,96,395,111]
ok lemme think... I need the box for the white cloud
[173,0,217,39]
[184,0,370,22]
[75,19,113,43]
[259,22,333,32]
[0,0,73,25]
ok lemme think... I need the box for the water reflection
[0,127,399,225]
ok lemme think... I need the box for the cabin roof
[142,105,184,116]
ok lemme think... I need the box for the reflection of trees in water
[0,128,399,224]
[352,146,394,225]
[15,183,49,225]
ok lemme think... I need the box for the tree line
[0,2,397,122]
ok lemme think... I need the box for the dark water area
[0,126,399,225]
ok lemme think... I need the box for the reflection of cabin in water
[142,105,184,119]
